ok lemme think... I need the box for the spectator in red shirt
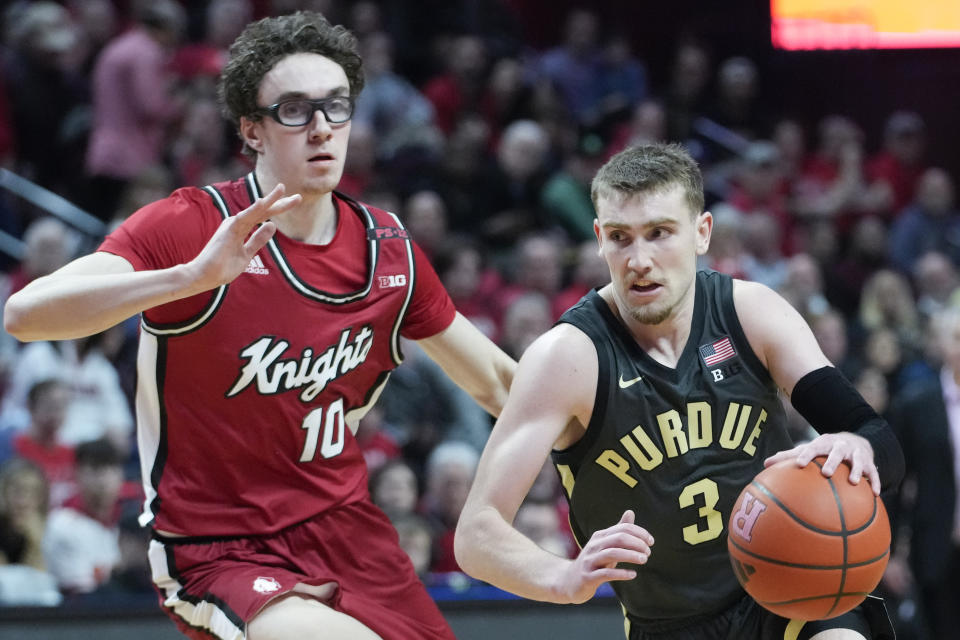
[171,0,253,87]
[791,114,872,243]
[494,231,566,329]
[422,34,488,135]
[84,0,186,220]
[355,406,402,473]
[432,235,502,341]
[864,110,928,223]
[43,438,137,594]
[0,379,75,508]
[724,141,796,253]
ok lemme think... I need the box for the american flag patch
[699,337,736,366]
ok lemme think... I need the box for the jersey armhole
[718,275,776,387]
[142,185,231,336]
[552,320,610,462]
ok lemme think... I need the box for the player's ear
[240,116,264,154]
[695,211,713,256]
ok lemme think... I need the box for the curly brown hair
[217,11,364,135]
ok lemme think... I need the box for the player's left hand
[763,432,880,496]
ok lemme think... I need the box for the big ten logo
[367,227,410,240]
[378,274,407,288]
[711,361,743,382]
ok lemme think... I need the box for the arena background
[1,0,957,637]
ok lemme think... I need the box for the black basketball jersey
[551,270,794,621]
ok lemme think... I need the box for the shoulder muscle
[504,323,598,444]
[733,279,830,394]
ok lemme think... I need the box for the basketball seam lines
[726,538,889,570]
[822,460,848,617]
[727,460,890,617]
[741,460,886,618]
[748,480,878,536]
[756,590,875,607]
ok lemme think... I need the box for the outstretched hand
[558,510,653,604]
[185,184,301,292]
[763,432,880,495]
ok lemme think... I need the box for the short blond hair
[591,143,704,217]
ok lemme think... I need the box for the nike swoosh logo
[618,374,643,388]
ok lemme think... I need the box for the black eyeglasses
[256,96,355,126]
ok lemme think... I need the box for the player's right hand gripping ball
[726,457,890,620]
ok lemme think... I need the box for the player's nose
[307,110,333,140]
[626,247,654,273]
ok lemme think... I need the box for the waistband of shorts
[149,499,374,545]
[625,592,747,633]
[150,529,256,545]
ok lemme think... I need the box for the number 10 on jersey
[299,398,345,461]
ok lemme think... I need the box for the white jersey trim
[248,175,381,304]
[137,331,162,527]
[141,185,231,336]
[149,539,245,640]
[384,209,415,366]
[345,371,392,434]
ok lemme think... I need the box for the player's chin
[300,179,337,197]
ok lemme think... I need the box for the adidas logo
[244,255,269,275]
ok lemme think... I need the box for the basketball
[726,456,890,620]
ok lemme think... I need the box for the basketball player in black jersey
[455,143,904,639]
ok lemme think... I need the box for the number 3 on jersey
[679,477,723,545]
[299,398,345,461]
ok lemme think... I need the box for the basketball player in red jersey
[4,12,515,640]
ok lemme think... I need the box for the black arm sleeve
[790,366,905,491]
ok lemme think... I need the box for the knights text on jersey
[551,271,794,621]
[104,174,450,536]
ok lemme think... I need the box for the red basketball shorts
[147,499,455,640]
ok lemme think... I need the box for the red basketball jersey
[100,174,456,536]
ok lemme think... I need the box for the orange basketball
[726,456,890,620]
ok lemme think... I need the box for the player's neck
[602,285,694,368]
[273,191,339,245]
[254,167,340,244]
[634,318,692,369]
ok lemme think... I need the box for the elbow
[453,510,487,579]
[453,517,476,575]
[3,295,52,343]
[3,298,30,340]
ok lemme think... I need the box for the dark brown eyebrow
[269,87,350,104]
[600,221,629,230]
[600,217,677,231]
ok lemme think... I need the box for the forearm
[417,315,517,417]
[790,366,905,490]
[853,418,904,491]
[455,505,573,603]
[4,264,201,341]
[469,351,516,417]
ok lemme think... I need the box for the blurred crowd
[0,1,956,638]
